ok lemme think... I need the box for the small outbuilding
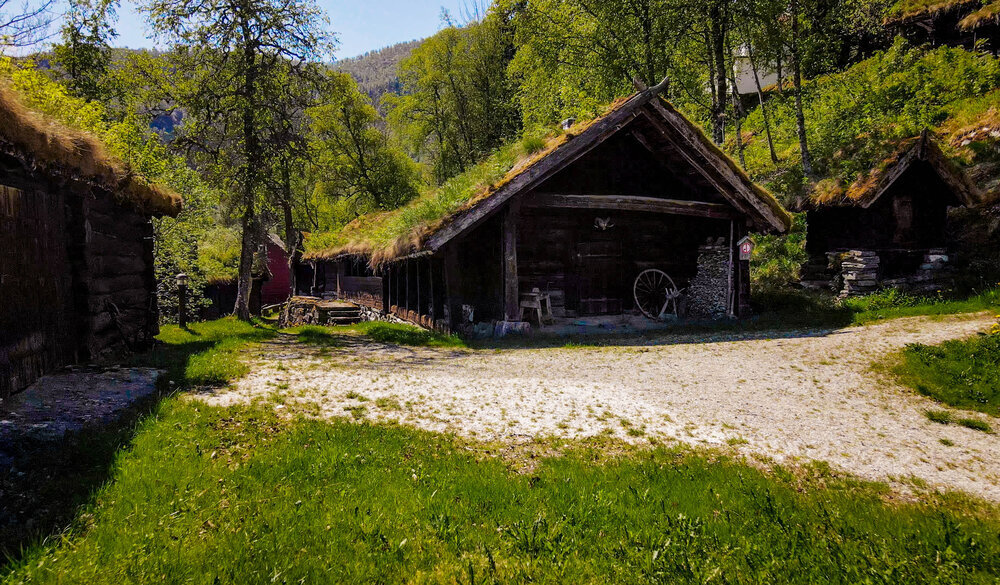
[798,131,984,296]
[0,87,181,397]
[305,84,792,333]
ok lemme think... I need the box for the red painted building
[260,234,292,306]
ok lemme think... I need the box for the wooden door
[576,240,623,315]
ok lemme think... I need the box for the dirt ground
[201,312,1000,501]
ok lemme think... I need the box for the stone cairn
[833,250,880,297]
[686,238,731,319]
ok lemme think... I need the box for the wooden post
[443,245,458,327]
[428,258,435,322]
[383,267,390,313]
[736,221,751,318]
[502,202,520,322]
[416,257,421,318]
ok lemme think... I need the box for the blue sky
[110,0,466,59]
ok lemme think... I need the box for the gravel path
[204,313,1000,500]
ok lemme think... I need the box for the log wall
[0,156,160,398]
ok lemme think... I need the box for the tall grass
[5,402,1000,583]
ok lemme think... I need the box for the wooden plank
[636,111,757,220]
[502,204,519,321]
[423,91,657,253]
[525,193,736,219]
[443,244,459,327]
[644,100,787,231]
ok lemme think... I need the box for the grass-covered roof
[888,0,1000,28]
[732,41,1000,211]
[0,83,181,217]
[807,131,983,208]
[305,91,791,265]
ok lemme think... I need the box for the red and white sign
[738,236,754,261]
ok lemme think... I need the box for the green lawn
[6,314,1000,582]
[896,326,1000,418]
[4,400,1000,584]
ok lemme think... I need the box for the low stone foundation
[820,249,955,297]
[686,239,732,319]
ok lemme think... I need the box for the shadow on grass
[286,322,464,349]
[472,288,1000,350]
[0,318,277,566]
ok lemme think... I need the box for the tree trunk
[709,3,729,145]
[789,0,813,179]
[280,160,299,298]
[234,206,257,320]
[747,41,779,163]
[234,34,260,321]
[775,53,784,94]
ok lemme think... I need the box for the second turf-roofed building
[303,84,792,333]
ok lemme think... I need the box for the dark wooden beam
[524,193,736,219]
[629,129,712,197]
[502,203,519,321]
[638,109,757,219]
[423,92,657,253]
[644,100,787,231]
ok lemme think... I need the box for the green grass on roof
[888,0,979,20]
[301,97,636,265]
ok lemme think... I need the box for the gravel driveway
[205,312,1000,500]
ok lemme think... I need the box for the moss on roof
[0,83,181,217]
[960,0,1000,28]
[888,0,1000,27]
[888,0,980,21]
[807,132,983,208]
[305,94,789,265]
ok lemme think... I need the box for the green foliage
[387,14,522,184]
[195,226,242,284]
[751,213,809,290]
[849,288,1000,325]
[143,0,334,319]
[503,0,705,129]
[349,322,465,347]
[897,325,1000,416]
[958,418,993,433]
[926,409,954,424]
[304,127,547,258]
[737,40,1000,202]
[841,288,923,313]
[286,322,465,348]
[50,0,118,101]
[309,71,421,213]
[7,401,1000,583]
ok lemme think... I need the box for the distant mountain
[334,39,422,106]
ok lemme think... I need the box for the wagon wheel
[633,269,681,320]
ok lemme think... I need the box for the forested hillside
[4,0,998,317]
[334,39,422,105]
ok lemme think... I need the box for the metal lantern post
[176,273,189,328]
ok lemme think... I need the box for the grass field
[5,307,1000,582]
[896,324,1000,418]
[5,400,1000,584]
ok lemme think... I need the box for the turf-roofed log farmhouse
[0,87,181,398]
[300,83,791,334]
[798,131,987,297]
